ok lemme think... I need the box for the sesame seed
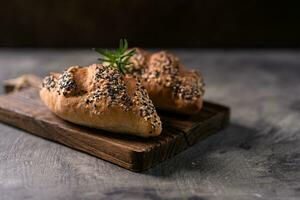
[86,65,134,112]
[129,51,205,103]
[57,70,77,96]
[42,75,56,91]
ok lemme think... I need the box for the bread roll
[128,48,205,115]
[40,64,162,137]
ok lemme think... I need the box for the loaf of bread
[40,64,162,137]
[127,48,205,115]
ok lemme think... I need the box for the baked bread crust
[40,64,162,137]
[128,48,205,115]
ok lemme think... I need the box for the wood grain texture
[0,49,299,200]
[0,86,228,172]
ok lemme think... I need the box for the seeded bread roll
[40,64,162,137]
[128,48,205,115]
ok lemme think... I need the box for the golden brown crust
[40,64,162,137]
[128,48,205,115]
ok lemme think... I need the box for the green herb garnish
[94,39,136,75]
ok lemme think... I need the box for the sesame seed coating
[132,79,161,130]
[42,64,162,133]
[87,64,161,131]
[85,65,132,111]
[58,69,77,96]
[129,50,205,102]
[128,48,147,77]
[42,75,56,91]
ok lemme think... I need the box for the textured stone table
[0,49,299,200]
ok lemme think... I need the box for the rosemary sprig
[94,39,136,75]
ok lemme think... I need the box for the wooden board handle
[3,74,42,94]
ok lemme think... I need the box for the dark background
[1,0,300,48]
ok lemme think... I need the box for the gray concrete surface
[0,49,299,200]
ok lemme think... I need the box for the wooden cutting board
[0,75,230,172]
